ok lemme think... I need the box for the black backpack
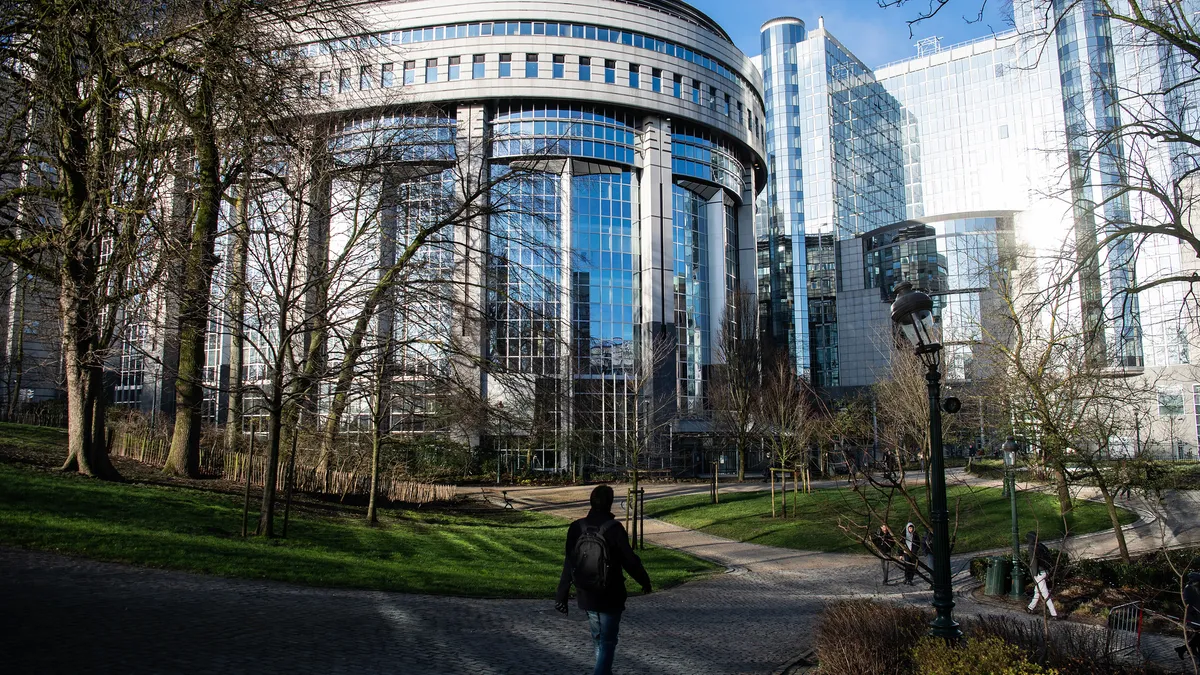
[572,520,617,591]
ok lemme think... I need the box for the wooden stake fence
[111,432,455,505]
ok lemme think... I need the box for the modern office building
[758,3,1200,457]
[0,0,767,471]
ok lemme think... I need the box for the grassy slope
[0,425,717,598]
[643,485,1137,554]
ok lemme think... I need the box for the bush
[912,635,1055,674]
[815,600,928,675]
[969,615,1154,675]
[967,458,1008,480]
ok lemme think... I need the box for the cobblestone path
[3,471,1196,674]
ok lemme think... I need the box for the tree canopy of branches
[975,255,1158,559]
[0,0,174,478]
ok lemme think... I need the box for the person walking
[872,524,896,584]
[1177,572,1200,660]
[1026,532,1058,618]
[555,485,653,675]
[902,522,919,585]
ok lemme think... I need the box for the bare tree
[123,0,356,477]
[0,0,171,477]
[710,286,761,482]
[759,354,820,513]
[975,255,1159,559]
[315,146,573,479]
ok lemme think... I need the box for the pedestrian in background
[1026,532,1058,618]
[902,522,919,585]
[872,524,896,584]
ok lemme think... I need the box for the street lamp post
[890,281,961,641]
[1003,436,1024,600]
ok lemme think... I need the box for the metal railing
[1105,601,1143,657]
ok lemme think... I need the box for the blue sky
[691,0,1013,67]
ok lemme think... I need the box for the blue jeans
[586,610,622,675]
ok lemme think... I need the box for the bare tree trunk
[1054,464,1073,515]
[257,370,285,537]
[736,436,746,482]
[1097,482,1130,562]
[367,358,386,524]
[224,177,250,451]
[59,287,118,480]
[7,283,25,417]
[166,93,221,478]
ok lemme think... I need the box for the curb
[770,649,816,675]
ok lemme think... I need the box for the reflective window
[672,128,744,195]
[526,53,539,78]
[330,113,458,164]
[572,171,638,453]
[380,63,394,88]
[652,68,661,93]
[604,59,615,84]
[473,54,485,79]
[403,61,415,85]
[448,56,460,81]
[302,18,764,111]
[318,71,331,95]
[492,104,637,165]
[500,53,511,78]
[553,54,565,79]
[338,68,350,93]
[359,65,372,90]
[629,64,639,88]
[579,57,591,81]
[488,170,562,377]
[425,58,438,83]
[673,184,709,414]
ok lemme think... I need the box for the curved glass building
[273,0,765,471]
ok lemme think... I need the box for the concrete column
[639,116,674,332]
[638,115,677,421]
[558,161,573,472]
[300,136,333,422]
[450,103,489,448]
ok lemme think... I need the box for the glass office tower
[757,2,1198,457]
[758,17,904,386]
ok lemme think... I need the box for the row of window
[318,54,762,140]
[301,18,761,110]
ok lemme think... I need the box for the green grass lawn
[0,430,717,597]
[643,485,1136,554]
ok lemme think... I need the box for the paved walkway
[2,470,1196,674]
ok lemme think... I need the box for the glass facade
[672,128,744,195]
[862,215,1014,381]
[1052,0,1143,367]
[572,172,638,457]
[672,184,709,414]
[487,169,562,376]
[759,18,904,381]
[300,18,762,106]
[78,1,767,476]
[492,104,637,165]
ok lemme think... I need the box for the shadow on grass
[0,462,716,598]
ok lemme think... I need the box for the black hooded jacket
[555,509,652,613]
